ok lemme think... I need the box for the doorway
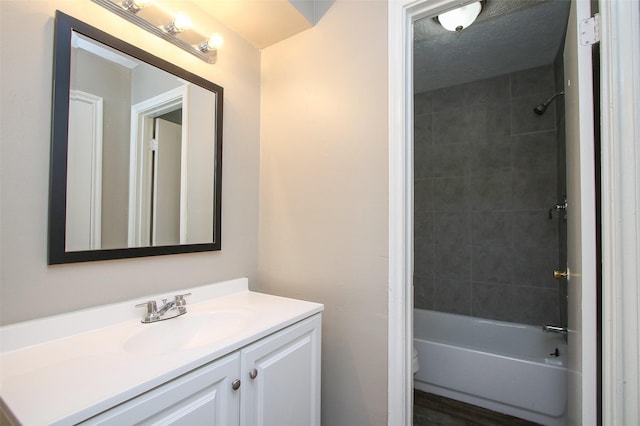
[386,0,622,425]
[128,86,188,247]
[151,114,183,246]
[412,3,575,423]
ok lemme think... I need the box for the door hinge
[580,13,600,46]
[148,138,158,152]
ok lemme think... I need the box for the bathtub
[414,309,567,426]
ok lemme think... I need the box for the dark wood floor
[413,390,542,426]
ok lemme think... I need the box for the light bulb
[438,1,482,32]
[202,33,224,51]
[166,13,192,34]
[133,0,153,8]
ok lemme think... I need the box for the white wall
[0,0,261,324]
[259,2,389,424]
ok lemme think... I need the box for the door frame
[563,0,598,421]
[599,1,640,424]
[387,1,471,424]
[387,0,640,424]
[128,86,189,247]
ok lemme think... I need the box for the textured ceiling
[413,0,571,93]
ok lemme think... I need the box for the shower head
[533,104,548,115]
[533,91,564,115]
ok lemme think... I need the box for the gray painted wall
[132,63,183,104]
[259,3,389,425]
[413,64,566,326]
[0,0,261,324]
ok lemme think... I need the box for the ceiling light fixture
[90,0,222,64]
[437,1,483,32]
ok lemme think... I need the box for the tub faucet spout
[543,325,568,337]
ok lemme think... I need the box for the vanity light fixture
[437,1,483,32]
[90,0,221,64]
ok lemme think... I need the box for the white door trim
[564,1,598,422]
[599,0,640,424]
[68,89,103,250]
[387,1,413,423]
[128,86,189,247]
[388,1,472,424]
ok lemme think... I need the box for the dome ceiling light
[437,1,483,32]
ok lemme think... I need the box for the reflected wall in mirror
[49,11,223,264]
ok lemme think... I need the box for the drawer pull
[232,379,241,390]
[249,368,258,379]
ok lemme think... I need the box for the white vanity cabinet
[241,313,321,426]
[0,280,324,425]
[82,314,321,426]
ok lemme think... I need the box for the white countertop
[0,278,323,425]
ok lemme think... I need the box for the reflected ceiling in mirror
[49,11,223,264]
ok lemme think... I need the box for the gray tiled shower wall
[413,64,566,326]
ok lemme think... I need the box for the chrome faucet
[135,293,191,323]
[543,325,568,337]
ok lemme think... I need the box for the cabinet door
[82,353,240,425]
[241,314,322,426]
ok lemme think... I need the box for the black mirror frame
[48,11,223,264]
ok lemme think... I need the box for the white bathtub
[414,309,567,426]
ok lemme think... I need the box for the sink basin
[123,310,250,355]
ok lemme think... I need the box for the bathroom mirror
[49,11,223,264]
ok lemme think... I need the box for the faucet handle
[174,293,191,312]
[135,300,157,312]
[175,293,191,303]
[135,301,158,323]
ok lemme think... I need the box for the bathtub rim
[413,308,568,366]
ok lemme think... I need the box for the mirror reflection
[49,12,223,264]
